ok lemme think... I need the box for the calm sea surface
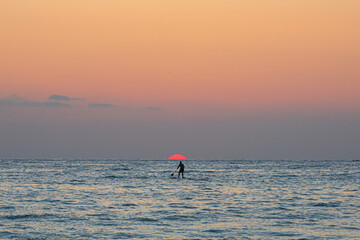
[0,159,359,239]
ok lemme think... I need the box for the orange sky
[1,0,359,113]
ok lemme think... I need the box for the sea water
[0,159,359,239]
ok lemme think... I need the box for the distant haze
[0,1,359,159]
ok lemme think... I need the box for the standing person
[177,161,185,178]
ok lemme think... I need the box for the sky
[0,0,359,159]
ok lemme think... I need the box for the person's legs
[179,169,184,178]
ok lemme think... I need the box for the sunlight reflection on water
[0,159,359,239]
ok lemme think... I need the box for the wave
[110,167,131,171]
[130,217,159,222]
[102,175,125,179]
[311,202,341,207]
[2,213,55,220]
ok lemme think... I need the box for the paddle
[170,170,177,176]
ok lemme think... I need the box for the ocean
[0,159,359,239]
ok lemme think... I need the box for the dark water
[0,159,359,239]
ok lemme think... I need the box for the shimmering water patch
[0,159,359,239]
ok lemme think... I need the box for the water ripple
[0,159,359,239]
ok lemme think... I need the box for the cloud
[0,95,71,107]
[147,106,162,111]
[0,94,25,106]
[27,101,72,107]
[49,94,84,101]
[88,103,114,108]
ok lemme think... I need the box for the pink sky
[1,1,359,159]
[1,1,359,112]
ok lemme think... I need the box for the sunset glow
[1,1,359,159]
[1,2,359,238]
[1,1,359,113]
[168,154,187,160]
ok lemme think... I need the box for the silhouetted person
[177,161,185,178]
